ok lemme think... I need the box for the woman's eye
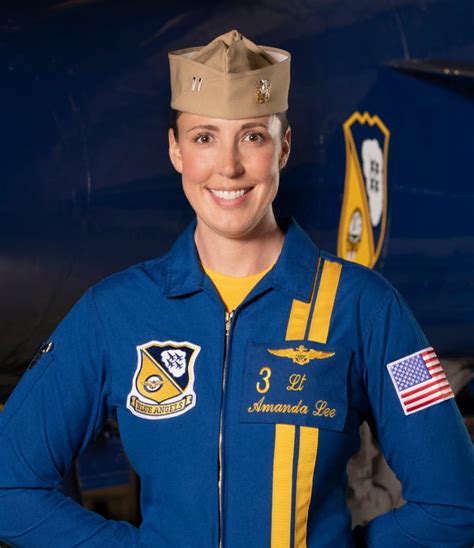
[193,133,213,144]
[243,132,265,143]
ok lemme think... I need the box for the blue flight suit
[0,217,473,547]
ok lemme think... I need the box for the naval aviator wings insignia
[267,344,335,365]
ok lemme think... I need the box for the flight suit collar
[163,218,204,298]
[269,217,320,302]
[163,216,320,303]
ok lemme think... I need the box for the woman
[0,30,473,547]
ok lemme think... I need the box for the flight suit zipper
[218,309,234,548]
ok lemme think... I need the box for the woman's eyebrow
[186,124,219,133]
[240,122,268,130]
[185,122,268,133]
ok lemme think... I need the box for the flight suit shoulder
[91,255,169,305]
[319,249,395,308]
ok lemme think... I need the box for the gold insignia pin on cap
[168,30,291,119]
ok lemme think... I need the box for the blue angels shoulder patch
[127,340,201,420]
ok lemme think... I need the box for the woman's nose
[217,142,244,178]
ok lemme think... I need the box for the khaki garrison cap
[168,29,291,119]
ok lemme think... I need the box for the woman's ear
[168,128,183,174]
[279,125,292,170]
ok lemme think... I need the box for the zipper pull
[225,310,234,336]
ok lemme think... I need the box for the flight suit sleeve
[355,286,474,547]
[0,289,140,547]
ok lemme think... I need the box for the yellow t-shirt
[203,264,273,312]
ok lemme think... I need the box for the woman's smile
[207,187,253,207]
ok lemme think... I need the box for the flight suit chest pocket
[240,340,351,431]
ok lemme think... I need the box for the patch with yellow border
[337,112,390,268]
[127,340,200,420]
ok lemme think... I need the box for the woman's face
[168,113,291,240]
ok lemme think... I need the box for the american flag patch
[387,347,454,415]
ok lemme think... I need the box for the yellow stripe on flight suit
[294,260,342,548]
[293,426,319,547]
[285,258,320,340]
[271,424,296,547]
[272,259,320,548]
[271,258,342,548]
[308,261,342,344]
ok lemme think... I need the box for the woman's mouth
[208,187,253,206]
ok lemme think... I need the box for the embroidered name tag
[240,341,351,431]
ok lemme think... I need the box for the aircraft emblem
[337,111,390,268]
[127,340,201,420]
[267,345,335,365]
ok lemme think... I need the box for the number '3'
[256,366,271,394]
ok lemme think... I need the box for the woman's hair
[170,109,289,142]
